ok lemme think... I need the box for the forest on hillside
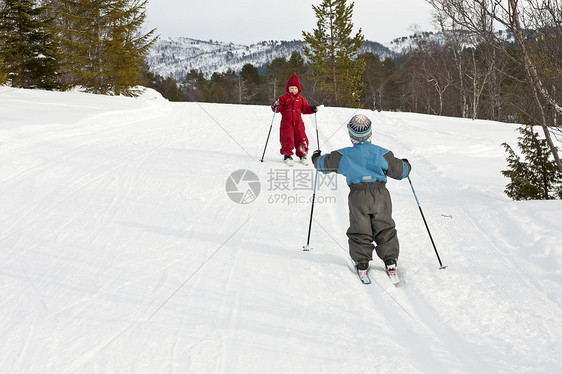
[147,29,559,127]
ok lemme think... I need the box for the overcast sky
[145,0,436,45]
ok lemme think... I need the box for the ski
[356,267,371,284]
[350,261,400,286]
[356,267,400,286]
[386,267,400,285]
[283,158,295,167]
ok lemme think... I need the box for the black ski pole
[303,169,318,251]
[260,106,277,162]
[303,113,320,251]
[407,176,447,269]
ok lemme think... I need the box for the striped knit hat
[348,114,372,144]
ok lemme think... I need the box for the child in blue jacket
[311,114,411,274]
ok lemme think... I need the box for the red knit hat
[285,73,301,94]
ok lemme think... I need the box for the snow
[1,86,561,373]
[147,37,392,80]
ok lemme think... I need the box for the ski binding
[386,266,400,285]
[356,267,371,284]
[283,157,295,167]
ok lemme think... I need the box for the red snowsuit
[271,74,315,157]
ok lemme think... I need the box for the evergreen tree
[105,0,155,95]
[380,57,401,110]
[160,76,182,102]
[0,37,6,84]
[286,51,309,82]
[240,63,261,86]
[142,68,185,102]
[240,63,267,104]
[208,69,238,103]
[54,0,156,95]
[502,126,562,200]
[183,69,207,101]
[0,0,59,89]
[360,52,384,110]
[302,0,364,107]
[0,59,6,84]
[360,53,401,111]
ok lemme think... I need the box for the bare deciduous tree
[427,0,562,172]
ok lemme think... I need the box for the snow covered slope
[0,86,560,373]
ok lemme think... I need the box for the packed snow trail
[0,87,560,373]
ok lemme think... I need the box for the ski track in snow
[0,86,561,373]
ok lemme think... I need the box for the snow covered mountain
[146,30,520,83]
[147,37,394,81]
[385,28,518,55]
[1,86,561,373]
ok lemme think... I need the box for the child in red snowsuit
[271,73,317,165]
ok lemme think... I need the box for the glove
[311,149,322,163]
[273,99,280,108]
[402,158,411,174]
[312,105,318,113]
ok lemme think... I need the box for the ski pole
[314,112,320,150]
[303,169,318,251]
[407,176,447,269]
[303,112,321,251]
[260,105,277,162]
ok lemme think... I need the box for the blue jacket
[314,142,410,185]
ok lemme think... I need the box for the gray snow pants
[346,182,399,265]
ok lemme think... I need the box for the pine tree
[502,126,562,200]
[360,52,384,110]
[302,0,364,107]
[183,69,207,101]
[286,51,308,81]
[208,69,238,104]
[0,0,59,89]
[240,63,267,104]
[107,0,156,95]
[0,59,6,84]
[0,38,6,84]
[53,0,156,95]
